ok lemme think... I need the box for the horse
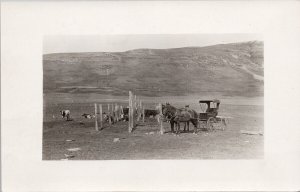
[162,103,198,134]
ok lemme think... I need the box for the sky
[43,34,263,54]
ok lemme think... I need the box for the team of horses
[162,103,198,134]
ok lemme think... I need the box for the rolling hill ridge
[43,41,264,97]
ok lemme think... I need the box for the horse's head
[162,103,176,120]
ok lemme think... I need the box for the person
[185,105,189,110]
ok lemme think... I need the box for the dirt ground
[43,98,264,160]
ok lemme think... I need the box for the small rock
[67,147,81,152]
[113,138,120,142]
[149,132,154,135]
[66,139,75,142]
[64,154,75,158]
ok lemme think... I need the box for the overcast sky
[43,34,263,54]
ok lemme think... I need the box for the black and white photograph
[43,34,264,160]
[2,1,300,191]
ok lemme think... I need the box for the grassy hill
[43,41,263,97]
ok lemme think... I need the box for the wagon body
[198,99,226,130]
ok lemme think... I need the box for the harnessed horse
[162,103,198,134]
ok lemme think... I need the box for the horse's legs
[192,119,198,133]
[170,121,174,133]
[187,121,190,132]
[177,122,180,134]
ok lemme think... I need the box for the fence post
[140,100,142,119]
[159,103,164,134]
[129,91,133,132]
[134,95,137,122]
[157,104,160,123]
[112,103,114,123]
[137,99,140,122]
[115,104,118,122]
[94,103,98,131]
[99,104,103,129]
[142,105,145,123]
[108,103,112,125]
[120,105,124,116]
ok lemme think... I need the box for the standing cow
[60,110,71,121]
[120,107,129,121]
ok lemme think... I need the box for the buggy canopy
[199,99,220,104]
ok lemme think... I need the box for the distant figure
[184,105,190,110]
[82,113,95,119]
[60,110,71,121]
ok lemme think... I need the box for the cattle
[60,110,71,121]
[118,107,158,121]
[120,113,129,121]
[103,112,115,124]
[82,113,95,119]
[120,107,129,121]
[144,109,159,118]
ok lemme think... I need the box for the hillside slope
[43,41,264,97]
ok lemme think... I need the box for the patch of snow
[231,54,239,59]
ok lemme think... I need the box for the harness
[163,108,176,122]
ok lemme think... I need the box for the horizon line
[43,40,263,55]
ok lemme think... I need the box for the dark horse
[162,103,198,134]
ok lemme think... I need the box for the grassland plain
[43,94,263,160]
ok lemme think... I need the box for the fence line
[92,92,164,134]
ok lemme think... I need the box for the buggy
[198,99,227,131]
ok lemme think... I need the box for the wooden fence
[93,91,164,134]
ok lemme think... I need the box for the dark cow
[120,107,129,121]
[144,109,159,118]
[60,110,71,121]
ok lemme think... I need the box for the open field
[43,94,263,160]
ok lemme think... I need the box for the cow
[144,109,159,118]
[60,110,71,121]
[120,113,129,122]
[82,113,95,119]
[103,112,115,124]
[119,108,158,121]
[120,107,129,121]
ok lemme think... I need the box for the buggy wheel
[214,117,227,130]
[207,117,216,131]
[220,118,227,130]
[198,120,206,130]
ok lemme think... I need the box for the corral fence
[93,91,164,134]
